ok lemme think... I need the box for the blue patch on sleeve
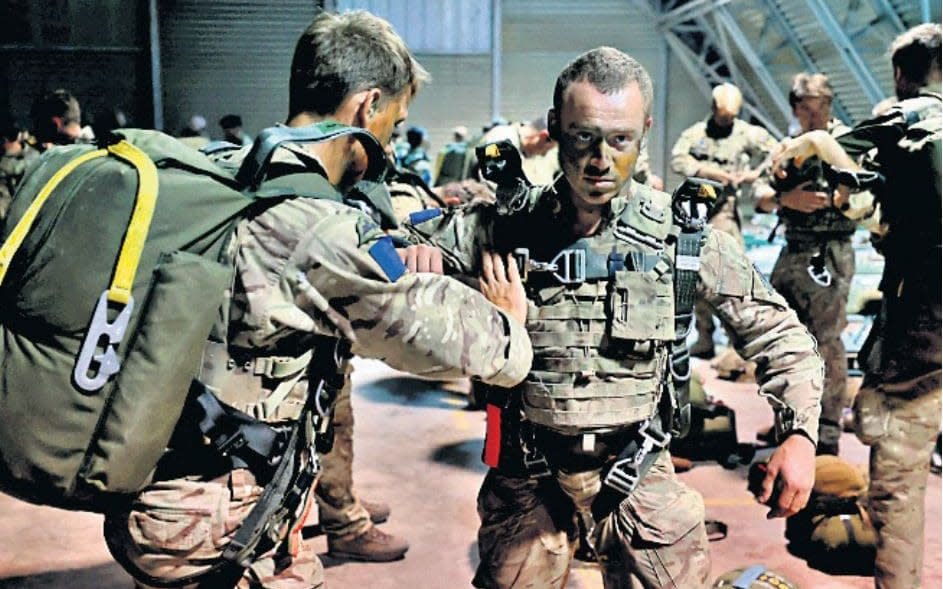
[368,235,407,282]
[408,208,442,225]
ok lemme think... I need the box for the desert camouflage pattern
[671,117,777,236]
[844,89,942,589]
[106,145,534,588]
[104,469,322,589]
[854,383,941,589]
[408,177,822,587]
[0,143,39,221]
[479,123,560,186]
[673,118,774,352]
[474,452,710,589]
[314,362,372,539]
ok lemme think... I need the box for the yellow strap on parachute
[0,140,159,304]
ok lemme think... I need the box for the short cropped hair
[890,23,942,87]
[789,73,834,108]
[289,10,429,118]
[553,47,654,118]
[31,89,80,141]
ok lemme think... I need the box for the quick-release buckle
[73,291,135,392]
[513,247,585,284]
[603,418,671,495]
[523,447,553,478]
[807,258,832,287]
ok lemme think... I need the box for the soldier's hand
[699,167,736,187]
[758,433,815,518]
[397,244,444,274]
[479,252,527,325]
[778,182,829,213]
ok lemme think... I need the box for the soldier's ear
[548,109,560,140]
[354,88,382,127]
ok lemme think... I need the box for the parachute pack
[0,122,384,511]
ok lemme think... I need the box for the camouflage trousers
[855,378,941,589]
[104,469,322,589]
[473,451,711,589]
[771,238,854,452]
[314,368,372,539]
[694,213,744,347]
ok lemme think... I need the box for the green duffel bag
[0,123,384,511]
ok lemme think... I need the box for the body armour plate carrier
[517,184,679,434]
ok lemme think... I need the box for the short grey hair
[553,47,654,118]
[289,10,430,118]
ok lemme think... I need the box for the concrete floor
[0,356,939,589]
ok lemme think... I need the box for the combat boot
[689,337,715,359]
[328,525,410,562]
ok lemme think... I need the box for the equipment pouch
[608,270,674,342]
[79,250,231,498]
[852,385,888,446]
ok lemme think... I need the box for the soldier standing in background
[671,83,777,358]
[30,88,94,149]
[104,11,534,588]
[754,73,867,456]
[479,115,559,185]
[773,23,941,589]
[0,120,39,221]
[409,47,822,588]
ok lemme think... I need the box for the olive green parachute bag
[0,123,384,511]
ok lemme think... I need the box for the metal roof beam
[803,0,886,104]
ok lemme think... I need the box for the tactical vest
[513,183,680,434]
[779,120,858,241]
[780,206,857,241]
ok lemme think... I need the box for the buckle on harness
[513,247,586,284]
[807,254,832,287]
[603,418,671,495]
[74,291,135,392]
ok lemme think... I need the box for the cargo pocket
[608,270,674,343]
[627,485,704,546]
[623,484,711,588]
[853,384,888,446]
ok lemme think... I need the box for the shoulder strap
[668,178,720,438]
[236,121,386,191]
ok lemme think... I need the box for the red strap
[484,403,502,467]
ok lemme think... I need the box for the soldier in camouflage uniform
[671,83,778,358]
[772,24,941,589]
[754,73,868,456]
[103,11,534,589]
[306,147,452,564]
[0,122,39,221]
[408,47,823,589]
[479,116,560,185]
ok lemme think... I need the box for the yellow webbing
[0,141,158,304]
[0,148,108,286]
[103,141,159,304]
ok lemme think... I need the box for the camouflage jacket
[407,177,823,441]
[207,145,533,419]
[671,118,777,177]
[671,118,777,224]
